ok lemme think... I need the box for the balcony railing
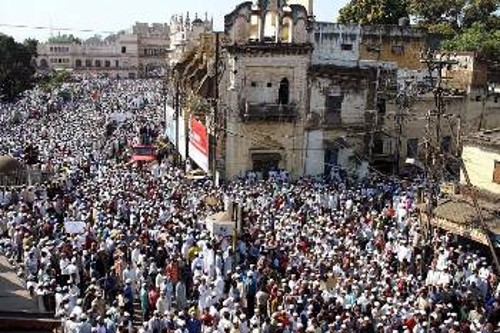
[241,102,298,121]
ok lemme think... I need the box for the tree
[338,0,409,25]
[47,34,82,44]
[85,34,103,44]
[0,34,37,100]
[442,23,500,65]
[23,38,38,58]
[409,0,499,31]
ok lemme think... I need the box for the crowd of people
[1,77,500,333]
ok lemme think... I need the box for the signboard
[64,221,86,234]
[178,114,186,159]
[109,112,132,123]
[189,117,209,172]
[206,212,234,237]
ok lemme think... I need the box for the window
[494,161,500,184]
[95,60,101,67]
[58,58,62,63]
[49,47,53,52]
[407,139,419,158]
[441,136,451,153]
[278,78,290,105]
[115,60,120,68]
[105,60,111,68]
[75,59,82,68]
[121,46,127,54]
[391,45,404,55]
[373,140,384,154]
[267,82,272,88]
[324,95,343,124]
[263,11,278,42]
[85,59,92,67]
[249,14,260,41]
[341,44,353,51]
[281,17,293,43]
[377,97,386,115]
[251,81,257,87]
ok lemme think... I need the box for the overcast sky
[0,0,348,42]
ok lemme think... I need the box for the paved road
[0,256,38,313]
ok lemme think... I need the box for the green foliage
[409,0,499,30]
[442,23,500,62]
[426,23,456,37]
[23,38,38,58]
[47,34,82,44]
[0,34,37,100]
[338,0,409,25]
[38,70,72,92]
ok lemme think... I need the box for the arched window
[278,78,290,105]
[281,17,293,43]
[75,59,82,68]
[263,11,278,42]
[39,59,48,69]
[249,14,261,41]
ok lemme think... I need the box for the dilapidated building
[220,0,312,179]
[167,0,500,182]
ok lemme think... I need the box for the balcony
[319,111,371,129]
[241,101,298,122]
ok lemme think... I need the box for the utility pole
[420,51,458,183]
[175,71,180,167]
[211,32,221,180]
[394,79,414,175]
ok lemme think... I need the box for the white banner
[64,221,86,234]
[164,104,176,144]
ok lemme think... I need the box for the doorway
[278,78,290,105]
[252,153,281,179]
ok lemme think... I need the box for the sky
[0,0,348,42]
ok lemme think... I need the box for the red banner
[189,117,209,172]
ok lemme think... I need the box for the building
[219,0,312,180]
[133,22,170,75]
[461,130,500,195]
[37,22,169,78]
[165,0,500,181]
[168,13,213,66]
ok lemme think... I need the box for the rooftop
[464,129,500,150]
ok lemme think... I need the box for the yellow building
[220,0,312,179]
[462,131,500,195]
[359,25,427,71]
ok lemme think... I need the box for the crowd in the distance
[0,77,499,333]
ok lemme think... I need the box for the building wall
[223,52,309,179]
[309,76,367,124]
[168,13,213,66]
[224,121,305,178]
[36,22,169,76]
[440,52,488,94]
[461,145,500,194]
[359,25,426,70]
[304,129,323,175]
[288,0,313,14]
[311,23,361,66]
